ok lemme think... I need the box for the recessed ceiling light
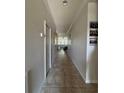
[63,0,68,6]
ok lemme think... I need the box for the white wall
[86,2,98,83]
[68,1,98,83]
[25,0,56,93]
[68,3,88,81]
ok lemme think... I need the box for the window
[57,37,68,45]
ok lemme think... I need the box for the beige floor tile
[50,88,65,93]
[71,88,85,93]
[65,88,72,93]
[41,87,50,93]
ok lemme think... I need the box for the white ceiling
[45,0,84,34]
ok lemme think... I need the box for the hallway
[41,50,97,93]
[26,0,98,93]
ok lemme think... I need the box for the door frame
[49,28,52,68]
[43,20,52,79]
[44,20,47,79]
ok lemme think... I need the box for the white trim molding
[44,20,47,79]
[85,80,98,83]
[49,28,52,68]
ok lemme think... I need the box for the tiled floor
[41,50,98,93]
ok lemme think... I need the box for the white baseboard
[67,53,98,84]
[68,54,86,82]
[85,80,98,83]
[73,61,86,81]
[73,60,98,84]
